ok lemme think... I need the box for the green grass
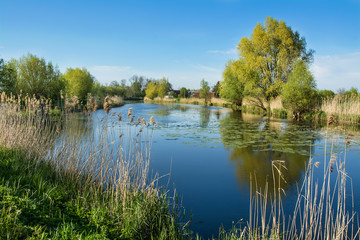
[0,94,189,239]
[0,147,188,239]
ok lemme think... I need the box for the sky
[0,0,359,91]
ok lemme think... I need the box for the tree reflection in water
[219,111,319,192]
[199,107,211,128]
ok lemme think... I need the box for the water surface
[71,103,360,238]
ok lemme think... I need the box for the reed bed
[0,92,189,239]
[320,94,360,124]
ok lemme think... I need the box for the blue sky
[0,0,359,90]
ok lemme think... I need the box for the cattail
[91,98,97,112]
[130,116,134,123]
[127,108,133,117]
[149,116,155,125]
[103,96,111,114]
[118,113,122,121]
[141,117,146,125]
[72,96,79,109]
[314,162,320,168]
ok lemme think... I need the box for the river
[69,102,360,238]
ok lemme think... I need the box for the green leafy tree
[129,75,147,98]
[220,60,248,107]
[212,81,221,98]
[318,89,335,100]
[179,87,190,98]
[157,77,171,99]
[92,81,107,100]
[200,79,211,105]
[237,17,314,112]
[64,68,94,102]
[145,81,158,99]
[281,60,317,118]
[345,87,358,98]
[17,54,65,100]
[0,59,18,94]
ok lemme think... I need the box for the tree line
[0,54,154,104]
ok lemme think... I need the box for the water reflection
[219,112,319,191]
[199,107,211,128]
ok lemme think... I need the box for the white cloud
[195,64,219,72]
[311,52,360,91]
[208,48,237,55]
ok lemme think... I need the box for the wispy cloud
[195,64,219,72]
[311,52,360,91]
[208,48,237,55]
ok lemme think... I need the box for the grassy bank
[1,93,359,239]
[0,147,184,239]
[0,94,189,239]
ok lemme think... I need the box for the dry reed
[321,94,360,124]
[217,134,360,240]
[0,93,186,238]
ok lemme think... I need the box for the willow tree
[220,59,252,107]
[237,17,314,112]
[64,68,94,102]
[16,54,65,100]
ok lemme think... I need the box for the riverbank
[0,146,187,239]
[145,95,360,125]
[0,95,189,239]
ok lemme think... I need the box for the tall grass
[0,92,189,239]
[211,134,360,240]
[320,94,360,124]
